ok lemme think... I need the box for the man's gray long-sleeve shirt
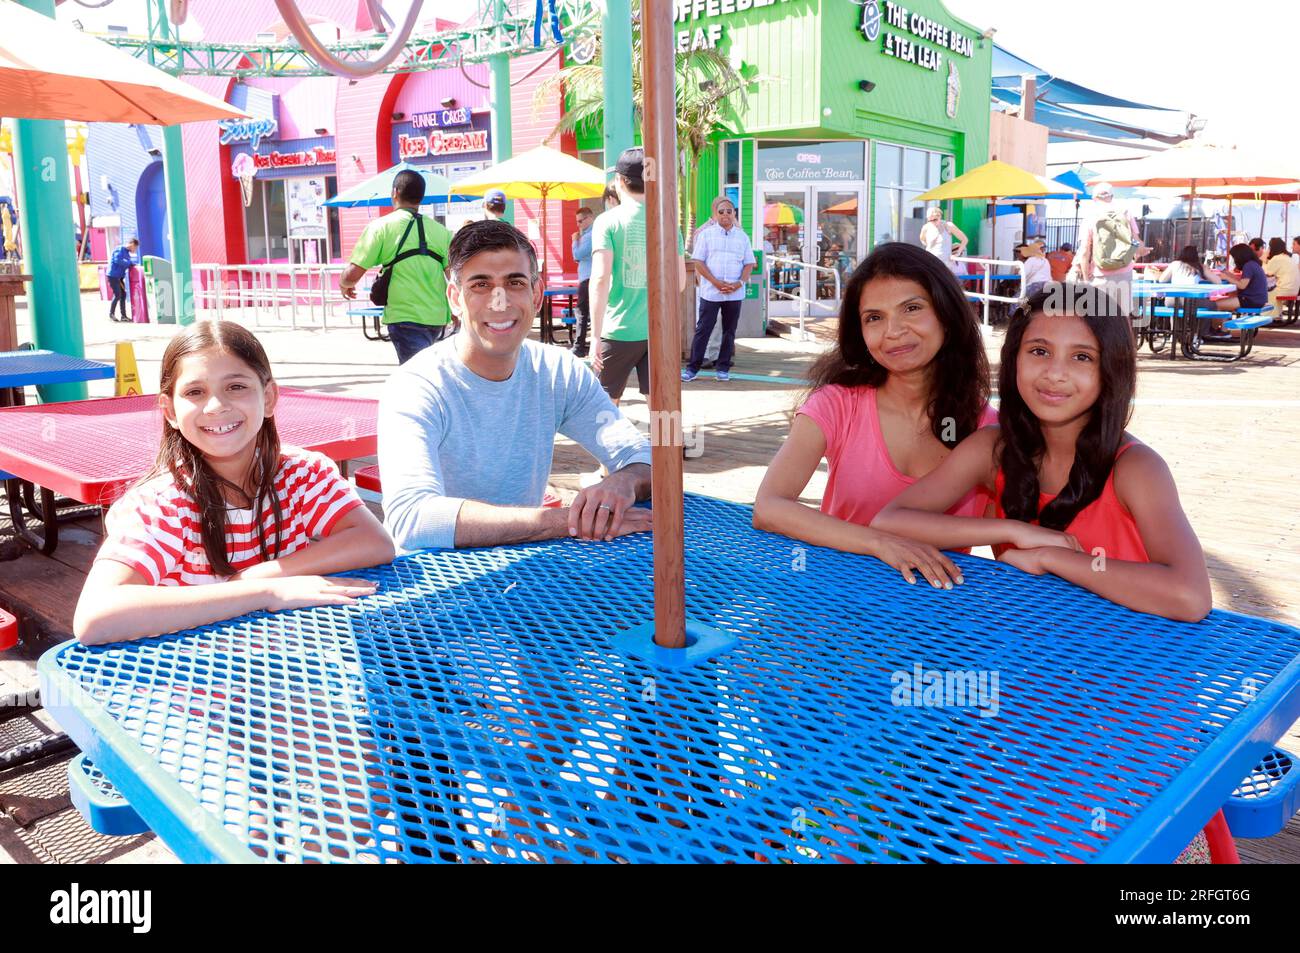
[378,338,652,550]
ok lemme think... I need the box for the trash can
[142,255,174,324]
[737,249,767,337]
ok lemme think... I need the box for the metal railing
[767,254,843,341]
[953,257,1025,326]
[192,263,352,329]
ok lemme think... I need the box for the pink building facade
[163,1,577,278]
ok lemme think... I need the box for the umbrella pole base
[612,620,738,669]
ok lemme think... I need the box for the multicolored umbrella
[764,202,804,226]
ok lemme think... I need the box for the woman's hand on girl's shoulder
[261,576,377,612]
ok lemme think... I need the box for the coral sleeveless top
[994,443,1149,562]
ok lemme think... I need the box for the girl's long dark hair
[1175,244,1207,280]
[997,284,1136,530]
[150,321,284,577]
[804,242,989,446]
[1268,237,1288,260]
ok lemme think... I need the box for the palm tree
[533,10,765,237]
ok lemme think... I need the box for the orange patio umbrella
[0,4,244,123]
[1101,142,1299,247]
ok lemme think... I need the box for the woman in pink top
[754,242,1003,588]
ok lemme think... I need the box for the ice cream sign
[398,129,489,160]
[218,117,278,150]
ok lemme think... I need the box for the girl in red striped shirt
[74,321,394,645]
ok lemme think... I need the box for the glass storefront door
[760,185,864,318]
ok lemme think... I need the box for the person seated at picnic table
[1263,236,1300,312]
[1016,241,1051,297]
[1249,237,1266,262]
[871,283,1229,862]
[378,219,652,551]
[1151,244,1220,286]
[1206,243,1272,340]
[753,242,1001,588]
[73,321,395,646]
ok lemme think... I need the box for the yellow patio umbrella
[0,4,244,123]
[914,159,1070,203]
[450,145,606,273]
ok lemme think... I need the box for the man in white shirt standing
[681,196,755,383]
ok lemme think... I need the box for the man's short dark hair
[128,238,139,246]
[447,219,539,283]
[577,207,594,219]
[392,169,426,205]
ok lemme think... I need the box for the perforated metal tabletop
[39,495,1300,863]
[0,388,377,505]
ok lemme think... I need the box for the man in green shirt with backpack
[340,169,453,364]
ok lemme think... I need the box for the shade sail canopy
[323,162,464,207]
[992,45,1177,111]
[1099,141,1300,189]
[0,5,244,124]
[915,160,1080,202]
[448,146,606,200]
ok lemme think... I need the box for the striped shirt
[95,448,363,586]
[691,223,755,302]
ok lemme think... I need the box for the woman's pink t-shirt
[798,384,998,526]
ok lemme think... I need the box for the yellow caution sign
[115,341,141,396]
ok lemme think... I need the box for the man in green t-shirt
[589,147,685,404]
[340,169,453,364]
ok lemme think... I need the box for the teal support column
[489,0,514,225]
[601,0,635,164]
[161,125,194,324]
[13,0,87,403]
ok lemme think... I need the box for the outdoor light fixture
[858,80,876,92]
[440,97,457,108]
[391,112,405,121]
[314,127,329,135]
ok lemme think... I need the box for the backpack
[370,210,445,306]
[1093,209,1138,271]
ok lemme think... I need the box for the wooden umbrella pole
[641,0,687,649]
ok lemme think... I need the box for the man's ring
[598,503,613,512]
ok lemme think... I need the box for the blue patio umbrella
[1002,169,1094,245]
[322,161,468,207]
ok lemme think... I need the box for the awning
[992,45,1178,112]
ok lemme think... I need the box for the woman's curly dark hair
[803,242,989,447]
[997,283,1136,530]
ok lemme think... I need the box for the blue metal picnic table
[0,348,116,549]
[38,495,1300,863]
[1132,281,1234,361]
[0,348,114,402]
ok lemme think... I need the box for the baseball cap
[608,147,644,186]
[485,189,507,207]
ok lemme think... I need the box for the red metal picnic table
[0,387,377,555]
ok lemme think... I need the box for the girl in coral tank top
[874,285,1230,863]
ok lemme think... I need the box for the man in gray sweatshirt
[378,219,653,550]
